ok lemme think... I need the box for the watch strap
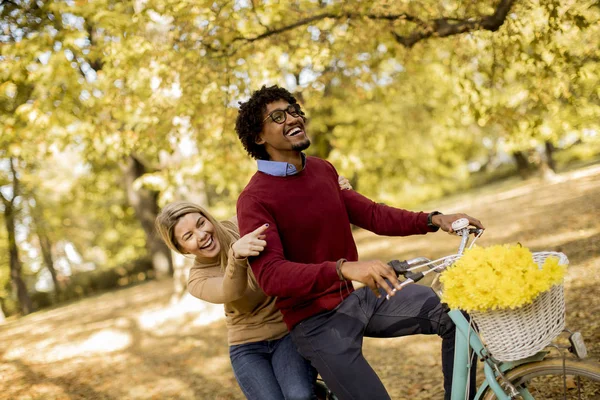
[427,211,442,232]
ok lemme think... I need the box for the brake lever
[388,260,410,275]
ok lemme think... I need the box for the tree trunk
[3,200,32,315]
[30,199,61,297]
[123,155,173,277]
[1,158,33,315]
[512,151,532,179]
[544,141,557,172]
[535,143,558,181]
[38,230,61,296]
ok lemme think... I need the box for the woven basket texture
[469,252,568,362]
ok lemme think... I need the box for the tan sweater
[187,220,288,345]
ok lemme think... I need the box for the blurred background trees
[1,0,599,316]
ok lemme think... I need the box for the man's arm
[341,189,484,234]
[341,189,431,236]
[236,194,340,298]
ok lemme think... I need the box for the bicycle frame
[449,309,547,400]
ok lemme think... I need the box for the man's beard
[292,138,311,152]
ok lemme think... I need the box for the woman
[154,177,351,400]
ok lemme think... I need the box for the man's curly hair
[235,85,300,160]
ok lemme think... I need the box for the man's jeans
[291,284,471,400]
[229,333,317,400]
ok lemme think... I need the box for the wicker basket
[469,252,568,362]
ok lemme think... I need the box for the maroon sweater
[236,156,432,329]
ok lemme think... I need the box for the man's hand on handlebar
[431,213,484,233]
[338,214,483,299]
[340,260,402,298]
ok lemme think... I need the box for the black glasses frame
[262,104,305,124]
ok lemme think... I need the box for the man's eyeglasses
[263,104,305,125]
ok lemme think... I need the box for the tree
[449,0,600,179]
[1,0,177,276]
[0,211,10,320]
[1,0,598,313]
[29,194,61,297]
[0,158,32,315]
[122,155,173,276]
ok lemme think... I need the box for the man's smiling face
[256,99,311,161]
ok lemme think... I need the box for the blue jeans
[229,333,317,400]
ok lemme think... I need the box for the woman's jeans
[229,333,317,400]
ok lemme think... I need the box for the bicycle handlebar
[387,226,484,285]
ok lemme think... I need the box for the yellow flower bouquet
[440,244,567,312]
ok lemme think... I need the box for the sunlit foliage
[0,0,598,313]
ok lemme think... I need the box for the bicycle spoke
[516,373,600,399]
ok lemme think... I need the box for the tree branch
[229,1,514,50]
[231,11,427,44]
[0,0,19,7]
[84,21,104,72]
[7,157,18,206]
[392,0,516,48]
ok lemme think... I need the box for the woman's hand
[338,175,353,190]
[232,224,269,258]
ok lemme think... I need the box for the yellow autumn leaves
[440,244,566,312]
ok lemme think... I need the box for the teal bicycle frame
[449,309,547,400]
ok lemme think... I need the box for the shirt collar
[257,153,306,177]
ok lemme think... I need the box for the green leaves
[1,0,599,305]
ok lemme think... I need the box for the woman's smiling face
[174,213,220,258]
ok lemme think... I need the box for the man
[235,85,482,400]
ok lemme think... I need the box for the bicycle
[317,218,600,399]
[387,218,600,399]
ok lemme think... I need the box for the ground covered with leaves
[1,165,599,400]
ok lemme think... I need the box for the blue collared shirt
[257,153,306,176]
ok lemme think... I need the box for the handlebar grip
[388,260,410,276]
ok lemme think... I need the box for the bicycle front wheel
[482,358,600,400]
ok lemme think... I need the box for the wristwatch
[427,211,442,232]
